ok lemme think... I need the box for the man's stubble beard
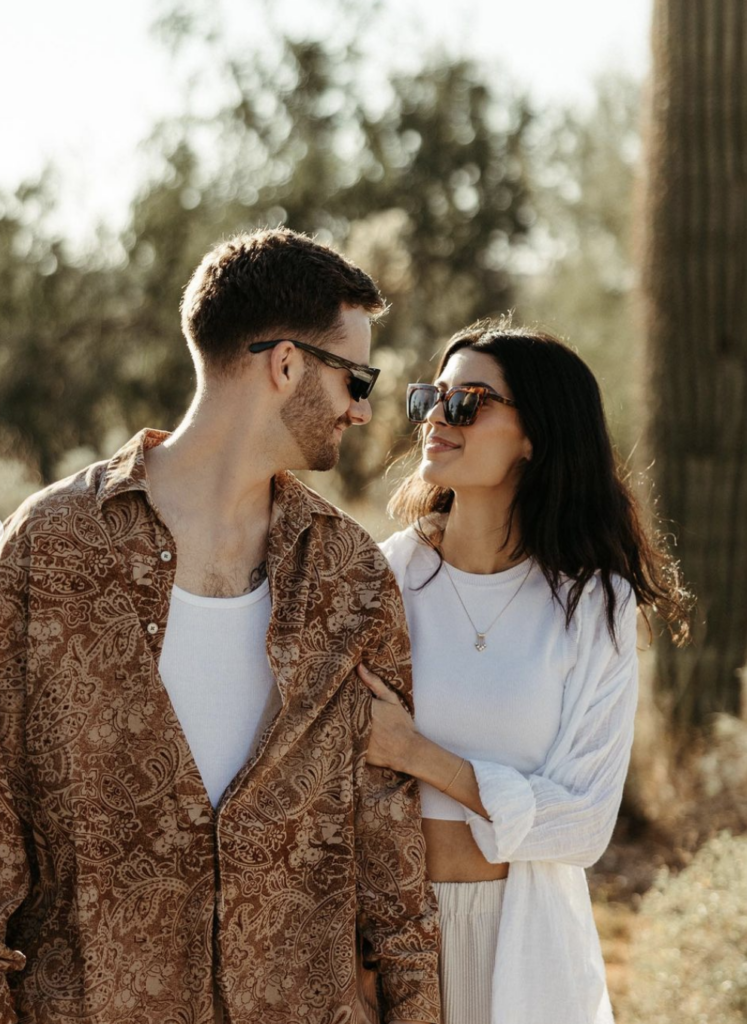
[280,360,348,471]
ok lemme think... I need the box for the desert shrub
[622,831,747,1024]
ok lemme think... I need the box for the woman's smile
[424,434,461,454]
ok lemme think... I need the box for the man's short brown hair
[181,228,387,372]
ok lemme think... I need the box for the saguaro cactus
[641,0,747,727]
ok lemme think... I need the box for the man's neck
[143,407,278,599]
[146,437,274,532]
[146,388,279,529]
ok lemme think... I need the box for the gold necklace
[443,560,533,652]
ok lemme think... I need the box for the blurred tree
[114,144,207,434]
[330,57,534,493]
[513,71,642,455]
[0,0,647,523]
[641,0,747,728]
[0,176,129,483]
[116,6,534,495]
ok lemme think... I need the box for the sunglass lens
[407,387,436,422]
[349,375,374,401]
[445,390,480,425]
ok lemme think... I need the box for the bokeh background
[2,1,746,1019]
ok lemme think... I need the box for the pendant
[475,634,487,652]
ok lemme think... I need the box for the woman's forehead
[438,349,507,388]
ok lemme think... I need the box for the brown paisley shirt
[0,430,440,1024]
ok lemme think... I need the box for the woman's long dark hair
[389,320,692,645]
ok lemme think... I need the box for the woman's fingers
[357,663,400,703]
[358,665,418,771]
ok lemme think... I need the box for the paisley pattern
[0,430,441,1024]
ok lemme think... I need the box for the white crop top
[159,581,280,809]
[402,542,573,820]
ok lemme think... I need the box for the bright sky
[0,0,653,245]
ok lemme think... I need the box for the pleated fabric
[433,879,507,1024]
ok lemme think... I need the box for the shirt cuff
[380,969,441,1024]
[465,760,536,862]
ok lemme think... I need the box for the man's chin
[294,442,340,473]
[287,421,344,472]
[310,427,347,471]
[309,447,340,472]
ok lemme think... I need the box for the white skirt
[432,878,507,1024]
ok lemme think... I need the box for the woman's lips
[425,435,460,453]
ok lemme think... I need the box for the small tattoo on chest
[247,561,268,593]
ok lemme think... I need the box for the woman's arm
[358,578,639,869]
[358,664,488,818]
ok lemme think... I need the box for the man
[0,229,440,1024]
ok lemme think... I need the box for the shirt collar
[269,470,342,553]
[96,428,169,507]
[96,430,342,532]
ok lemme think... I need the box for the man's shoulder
[288,476,390,573]
[1,459,108,542]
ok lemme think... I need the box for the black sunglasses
[248,339,380,401]
[406,383,518,427]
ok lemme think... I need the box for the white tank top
[402,542,573,820]
[158,581,280,809]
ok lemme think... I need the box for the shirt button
[146,622,159,635]
[160,551,173,562]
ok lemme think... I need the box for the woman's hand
[358,666,489,818]
[357,664,419,773]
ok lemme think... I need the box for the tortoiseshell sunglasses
[406,383,518,427]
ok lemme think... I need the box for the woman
[357,321,689,1024]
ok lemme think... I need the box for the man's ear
[268,341,301,393]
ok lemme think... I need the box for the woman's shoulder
[379,515,444,553]
[378,518,444,588]
[378,526,423,588]
[567,570,637,653]
[555,566,634,605]
[583,570,636,612]
[378,526,416,558]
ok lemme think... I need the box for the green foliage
[123,15,535,497]
[513,72,642,457]
[0,176,129,481]
[622,832,747,1024]
[0,0,642,508]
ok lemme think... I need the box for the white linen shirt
[381,526,639,1024]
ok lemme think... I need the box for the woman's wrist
[393,730,428,776]
[397,732,456,786]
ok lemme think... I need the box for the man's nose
[348,395,372,426]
